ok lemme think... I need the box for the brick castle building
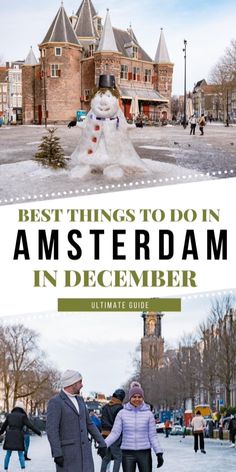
[22,0,174,124]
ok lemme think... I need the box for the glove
[54,456,64,467]
[97,446,107,458]
[157,453,164,468]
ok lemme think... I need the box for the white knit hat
[61,370,82,388]
[15,401,25,411]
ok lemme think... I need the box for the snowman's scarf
[89,113,120,129]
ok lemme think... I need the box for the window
[42,49,46,57]
[132,46,138,59]
[93,16,102,34]
[120,64,128,79]
[96,17,102,33]
[55,47,62,56]
[133,67,140,81]
[51,64,60,77]
[84,89,90,101]
[89,44,94,56]
[144,69,151,82]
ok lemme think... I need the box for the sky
[1,0,236,94]
[1,290,235,397]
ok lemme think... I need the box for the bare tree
[210,296,236,406]
[0,323,60,410]
[210,40,236,122]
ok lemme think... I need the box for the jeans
[194,432,204,451]
[4,450,25,469]
[24,434,30,456]
[122,449,152,472]
[101,439,122,472]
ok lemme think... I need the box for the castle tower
[140,311,165,405]
[25,47,38,66]
[94,9,121,86]
[38,4,82,123]
[74,0,100,52]
[153,28,174,120]
[141,311,164,370]
[22,47,39,124]
[74,0,101,109]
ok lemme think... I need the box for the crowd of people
[1,370,236,471]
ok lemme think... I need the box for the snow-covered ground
[0,433,235,472]
[1,123,235,205]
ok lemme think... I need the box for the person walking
[100,388,125,472]
[23,425,31,461]
[164,419,171,438]
[0,401,42,470]
[189,114,197,135]
[102,381,164,471]
[199,113,206,135]
[191,410,206,454]
[228,414,236,447]
[46,369,107,472]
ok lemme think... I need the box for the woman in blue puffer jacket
[104,382,164,471]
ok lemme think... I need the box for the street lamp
[183,39,187,129]
[226,88,229,127]
[42,56,47,128]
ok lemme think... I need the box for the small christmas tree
[34,128,67,169]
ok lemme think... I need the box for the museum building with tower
[22,0,174,124]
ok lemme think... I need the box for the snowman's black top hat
[98,74,116,89]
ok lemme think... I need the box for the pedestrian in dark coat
[0,401,41,470]
[46,369,107,472]
[100,388,125,472]
[228,415,236,447]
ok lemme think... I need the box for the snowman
[70,74,149,180]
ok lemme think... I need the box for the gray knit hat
[128,381,144,400]
[61,370,82,388]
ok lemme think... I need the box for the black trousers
[199,126,204,135]
[122,449,152,472]
[230,429,236,443]
[190,124,196,135]
[194,432,204,451]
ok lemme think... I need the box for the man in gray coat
[47,370,106,472]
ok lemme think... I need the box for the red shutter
[57,69,61,77]
[137,74,140,81]
[152,76,157,84]
[128,72,132,80]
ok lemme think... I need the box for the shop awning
[120,87,168,103]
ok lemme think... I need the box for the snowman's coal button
[92,137,97,143]
[88,149,93,155]
[94,125,100,131]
